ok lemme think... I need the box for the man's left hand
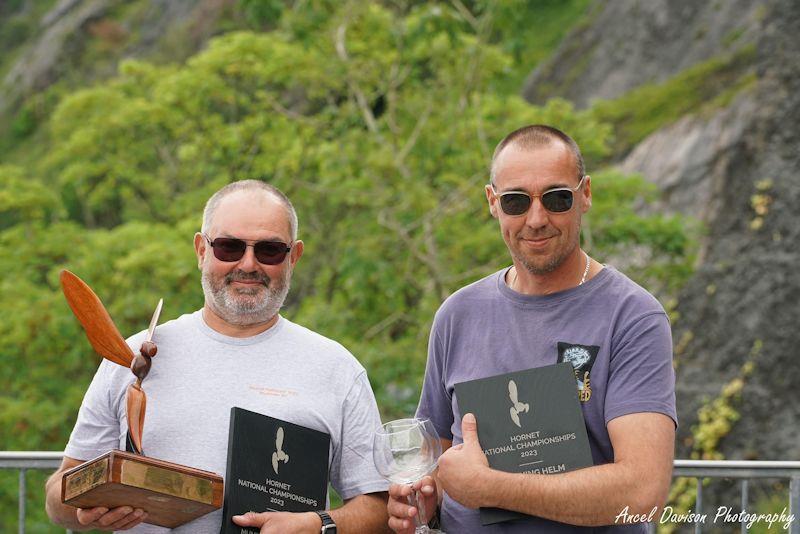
[437,412,492,509]
[232,510,321,533]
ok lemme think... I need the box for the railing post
[18,467,26,534]
[741,479,748,534]
[790,476,799,534]
[695,478,703,534]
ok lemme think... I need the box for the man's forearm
[330,492,391,533]
[438,412,675,527]
[45,472,84,531]
[480,414,675,526]
[483,460,668,526]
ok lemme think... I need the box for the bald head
[202,180,298,240]
[490,125,585,184]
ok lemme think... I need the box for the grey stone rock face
[523,0,767,108]
[0,0,234,117]
[670,0,800,463]
[621,3,799,469]
[3,0,112,97]
[525,0,800,465]
[618,94,759,223]
[616,0,800,463]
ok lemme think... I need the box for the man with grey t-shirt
[46,181,390,534]
[388,125,676,533]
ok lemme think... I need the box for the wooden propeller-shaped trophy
[60,270,159,455]
[59,270,223,528]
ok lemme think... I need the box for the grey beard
[201,268,291,326]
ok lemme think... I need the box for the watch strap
[315,510,336,533]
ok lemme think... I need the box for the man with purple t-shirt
[387,125,676,533]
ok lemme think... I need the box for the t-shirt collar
[193,310,286,345]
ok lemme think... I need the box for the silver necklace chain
[579,251,590,285]
[510,250,591,290]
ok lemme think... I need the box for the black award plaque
[454,362,593,525]
[220,407,330,534]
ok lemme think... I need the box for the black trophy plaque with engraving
[220,407,330,534]
[454,363,593,525]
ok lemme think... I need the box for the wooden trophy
[59,270,223,528]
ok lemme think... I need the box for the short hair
[489,124,585,184]
[201,180,298,240]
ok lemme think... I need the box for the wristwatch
[314,510,337,533]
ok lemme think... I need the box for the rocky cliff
[523,0,765,108]
[0,0,236,120]
[526,0,799,466]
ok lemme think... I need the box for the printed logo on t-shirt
[250,385,299,397]
[557,342,599,403]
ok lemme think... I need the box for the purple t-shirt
[417,266,676,533]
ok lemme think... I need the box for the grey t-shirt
[65,311,388,533]
[417,266,676,533]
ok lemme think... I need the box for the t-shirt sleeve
[415,315,455,441]
[64,360,124,460]
[329,371,389,500]
[604,311,677,427]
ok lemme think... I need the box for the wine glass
[373,418,443,533]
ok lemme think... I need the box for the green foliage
[0,15,31,51]
[0,1,696,529]
[586,170,697,294]
[0,84,67,157]
[486,0,593,92]
[0,165,64,229]
[238,0,286,29]
[722,27,746,48]
[9,104,37,140]
[660,353,758,534]
[591,45,757,155]
[749,491,795,533]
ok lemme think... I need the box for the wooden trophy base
[62,450,224,528]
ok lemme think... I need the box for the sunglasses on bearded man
[203,234,292,265]
[491,175,587,216]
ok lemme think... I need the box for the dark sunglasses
[491,176,587,216]
[203,234,292,265]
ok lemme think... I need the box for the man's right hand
[75,506,148,531]
[46,456,148,531]
[387,476,437,534]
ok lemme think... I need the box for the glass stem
[408,487,427,528]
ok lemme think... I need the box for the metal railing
[663,460,800,534]
[1,452,798,533]
[0,452,67,534]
